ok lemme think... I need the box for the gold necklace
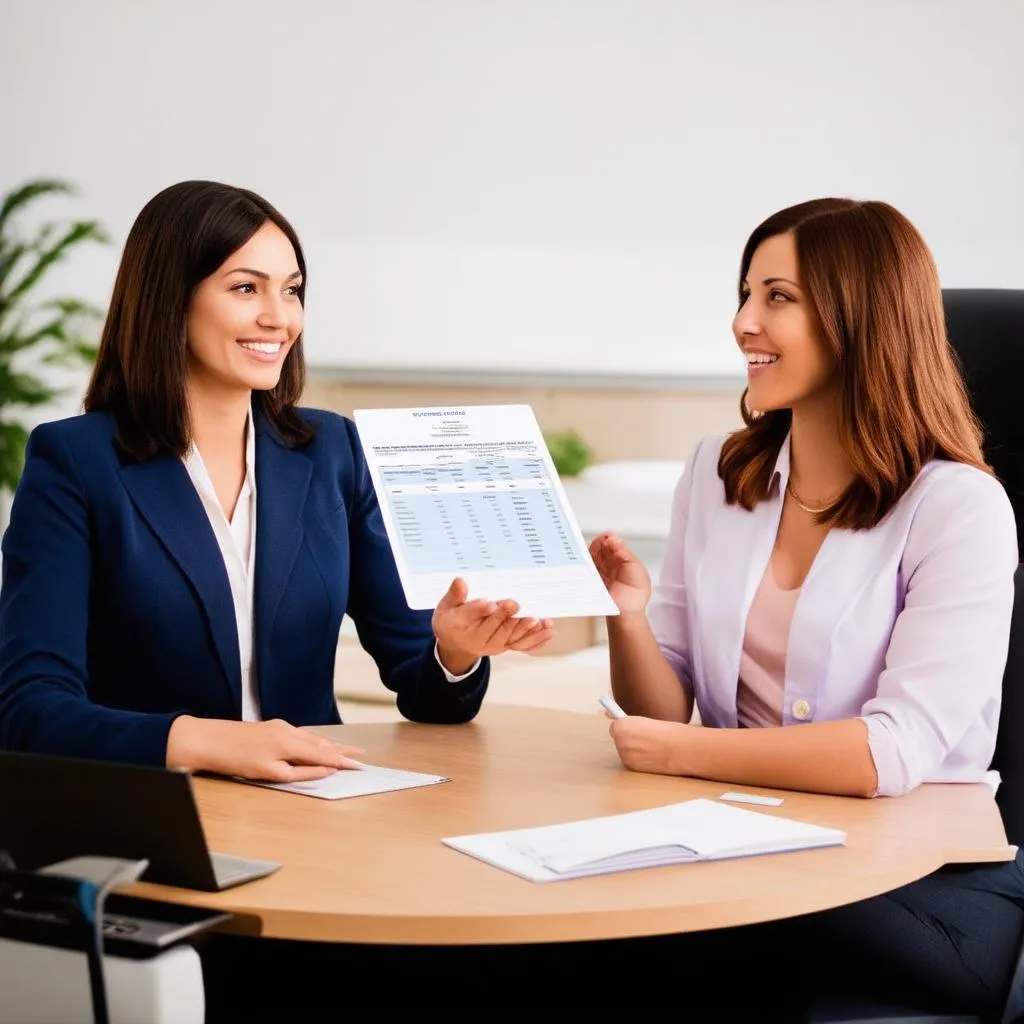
[786,479,843,515]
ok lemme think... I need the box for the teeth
[746,353,779,364]
[240,342,282,354]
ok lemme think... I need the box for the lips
[746,352,779,378]
[237,339,284,354]
[236,339,287,365]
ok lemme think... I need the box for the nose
[256,292,298,336]
[733,300,762,341]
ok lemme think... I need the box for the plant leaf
[0,365,57,407]
[0,316,69,354]
[0,178,106,491]
[5,220,110,304]
[0,241,29,305]
[42,337,98,365]
[0,180,76,237]
[0,420,30,493]
[40,297,105,320]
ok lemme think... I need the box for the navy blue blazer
[0,407,489,766]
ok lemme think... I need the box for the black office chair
[949,288,1024,854]
[945,289,1024,557]
[811,289,1024,1024]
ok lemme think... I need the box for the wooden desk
[133,705,1012,945]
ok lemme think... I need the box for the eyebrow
[762,277,801,289]
[224,267,303,281]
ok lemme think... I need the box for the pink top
[736,563,800,728]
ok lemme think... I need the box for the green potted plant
[0,179,108,493]
[544,428,593,478]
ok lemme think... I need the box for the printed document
[354,405,620,619]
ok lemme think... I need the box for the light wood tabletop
[131,704,1013,945]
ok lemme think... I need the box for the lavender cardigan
[647,432,1018,796]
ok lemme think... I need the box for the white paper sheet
[354,404,620,619]
[244,762,450,800]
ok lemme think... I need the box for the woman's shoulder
[903,458,1018,563]
[294,405,349,430]
[911,458,1013,517]
[290,407,368,486]
[27,410,117,457]
[292,406,357,452]
[657,432,733,529]
[678,431,732,492]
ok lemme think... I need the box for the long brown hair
[84,180,316,460]
[718,198,988,529]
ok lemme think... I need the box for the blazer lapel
[253,419,312,671]
[119,456,242,712]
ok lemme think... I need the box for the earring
[743,392,764,421]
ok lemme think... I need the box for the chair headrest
[944,289,1024,443]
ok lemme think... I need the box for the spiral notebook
[443,798,845,882]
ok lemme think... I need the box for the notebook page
[244,761,450,800]
[505,804,701,872]
[667,800,845,859]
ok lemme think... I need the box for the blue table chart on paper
[381,457,584,573]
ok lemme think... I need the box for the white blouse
[182,413,261,720]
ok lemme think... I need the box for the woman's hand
[432,577,555,674]
[166,716,365,782]
[589,532,652,614]
[609,715,689,775]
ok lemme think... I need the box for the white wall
[2,0,1021,383]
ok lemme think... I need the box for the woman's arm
[610,716,877,797]
[858,469,1017,796]
[0,425,361,780]
[341,418,492,724]
[597,450,704,723]
[607,602,692,723]
[0,425,183,765]
[608,467,1018,799]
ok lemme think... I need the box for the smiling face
[185,222,303,397]
[733,231,836,413]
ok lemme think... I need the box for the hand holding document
[443,798,846,882]
[354,404,619,620]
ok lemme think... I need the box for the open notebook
[242,761,450,800]
[443,798,846,882]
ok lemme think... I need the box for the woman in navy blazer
[0,180,553,780]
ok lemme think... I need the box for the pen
[598,694,627,719]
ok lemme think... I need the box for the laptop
[0,751,281,892]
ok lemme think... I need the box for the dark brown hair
[84,180,315,459]
[719,197,988,529]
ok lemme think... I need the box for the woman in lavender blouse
[591,198,1023,1017]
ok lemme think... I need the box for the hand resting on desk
[166,717,364,782]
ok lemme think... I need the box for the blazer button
[792,699,812,721]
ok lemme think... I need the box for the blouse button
[792,699,812,721]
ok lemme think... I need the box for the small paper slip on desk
[443,798,846,882]
[247,762,450,800]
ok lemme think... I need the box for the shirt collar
[243,405,256,492]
